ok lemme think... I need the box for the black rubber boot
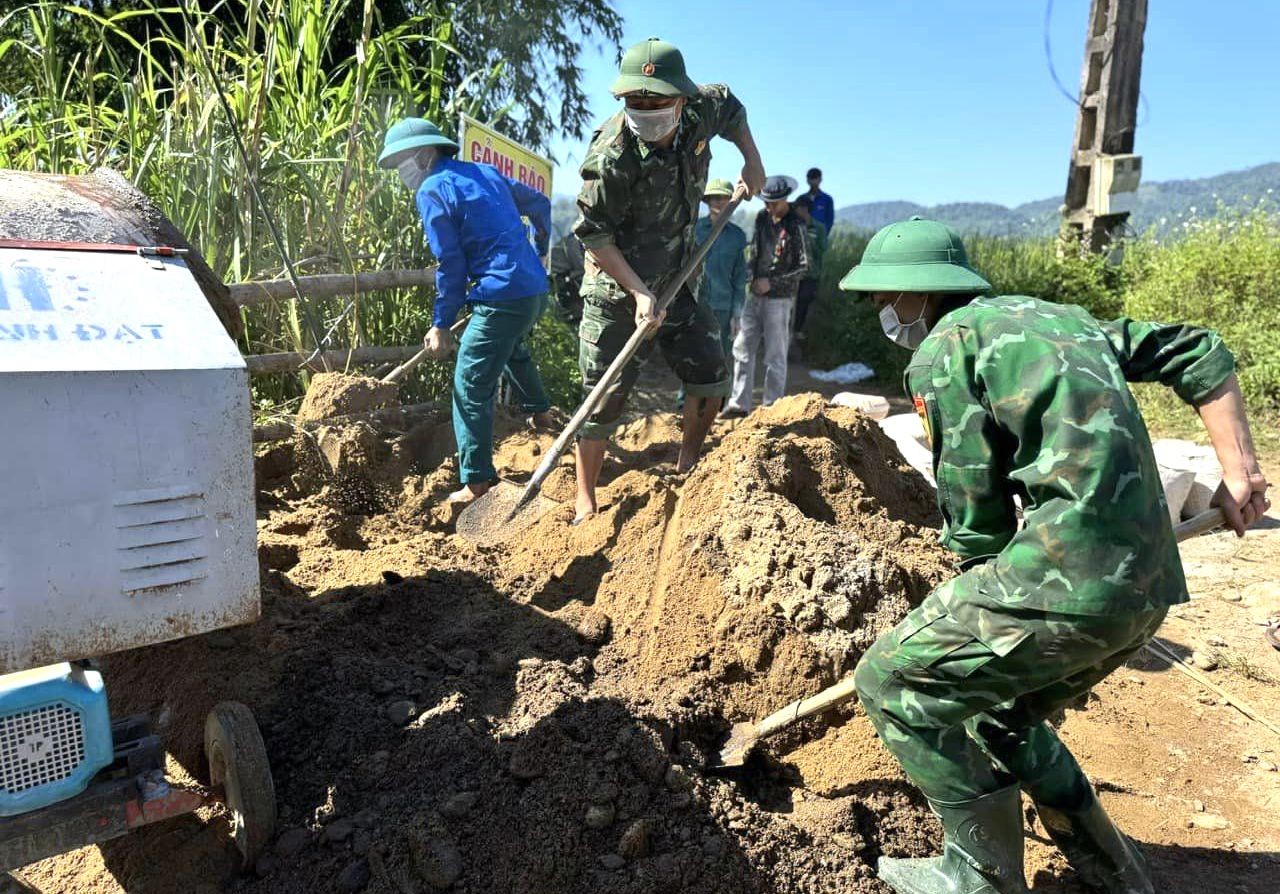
[877,785,1030,894]
[1035,787,1154,894]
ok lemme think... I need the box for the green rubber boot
[877,785,1029,894]
[1035,787,1153,894]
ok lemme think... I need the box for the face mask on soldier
[623,104,681,143]
[879,294,930,350]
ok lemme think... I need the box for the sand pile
[36,394,955,894]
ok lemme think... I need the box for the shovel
[711,506,1232,768]
[379,313,471,385]
[456,186,750,544]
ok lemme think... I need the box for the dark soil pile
[27,394,954,894]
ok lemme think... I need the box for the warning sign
[457,114,553,198]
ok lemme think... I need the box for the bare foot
[446,481,493,504]
[574,493,597,523]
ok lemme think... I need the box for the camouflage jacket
[749,208,809,298]
[573,85,747,300]
[906,296,1235,643]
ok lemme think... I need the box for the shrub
[1124,209,1280,420]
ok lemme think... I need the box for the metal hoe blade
[713,722,762,769]
[454,481,558,544]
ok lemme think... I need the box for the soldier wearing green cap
[676,178,748,409]
[840,217,1269,894]
[571,37,766,522]
[694,178,749,358]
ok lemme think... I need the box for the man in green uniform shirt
[571,37,765,521]
[841,217,1269,894]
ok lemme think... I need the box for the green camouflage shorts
[577,275,729,439]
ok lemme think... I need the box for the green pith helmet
[377,117,459,168]
[703,178,734,199]
[611,38,698,97]
[839,216,992,294]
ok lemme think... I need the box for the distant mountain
[834,162,1280,236]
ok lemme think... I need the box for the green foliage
[1125,210,1280,418]
[965,234,1127,320]
[0,0,614,408]
[524,298,581,408]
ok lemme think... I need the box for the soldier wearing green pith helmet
[570,37,766,523]
[842,217,1269,894]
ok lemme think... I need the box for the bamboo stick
[229,267,437,306]
[245,344,420,375]
[1144,639,1280,738]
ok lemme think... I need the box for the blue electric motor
[0,663,114,817]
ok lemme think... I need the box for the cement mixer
[0,239,274,875]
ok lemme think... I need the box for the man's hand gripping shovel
[455,185,749,544]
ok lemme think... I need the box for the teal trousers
[453,294,549,484]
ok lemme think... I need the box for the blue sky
[544,0,1280,209]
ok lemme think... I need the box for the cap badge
[641,61,656,76]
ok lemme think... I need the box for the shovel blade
[710,721,760,769]
[455,481,558,544]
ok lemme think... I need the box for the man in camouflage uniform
[571,37,765,521]
[840,217,1270,894]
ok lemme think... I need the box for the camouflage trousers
[854,589,1166,805]
[577,276,729,439]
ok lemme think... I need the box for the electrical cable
[176,0,331,369]
[1043,0,1082,107]
[1044,1,1151,134]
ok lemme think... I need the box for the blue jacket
[807,189,835,234]
[416,156,550,327]
[694,216,748,316]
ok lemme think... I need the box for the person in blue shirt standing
[379,117,554,504]
[694,178,749,356]
[677,178,748,407]
[804,167,835,234]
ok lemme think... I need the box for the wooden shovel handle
[1174,506,1228,542]
[754,675,861,740]
[380,313,471,384]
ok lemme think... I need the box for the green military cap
[611,37,698,98]
[839,216,992,294]
[377,117,459,168]
[702,178,735,199]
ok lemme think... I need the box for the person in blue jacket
[379,117,554,504]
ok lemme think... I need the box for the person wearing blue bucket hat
[379,117,555,505]
[838,218,1268,894]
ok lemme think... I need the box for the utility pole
[1062,0,1147,251]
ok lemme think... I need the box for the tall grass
[0,0,576,410]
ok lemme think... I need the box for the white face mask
[623,104,681,143]
[879,295,930,349]
[396,149,438,192]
